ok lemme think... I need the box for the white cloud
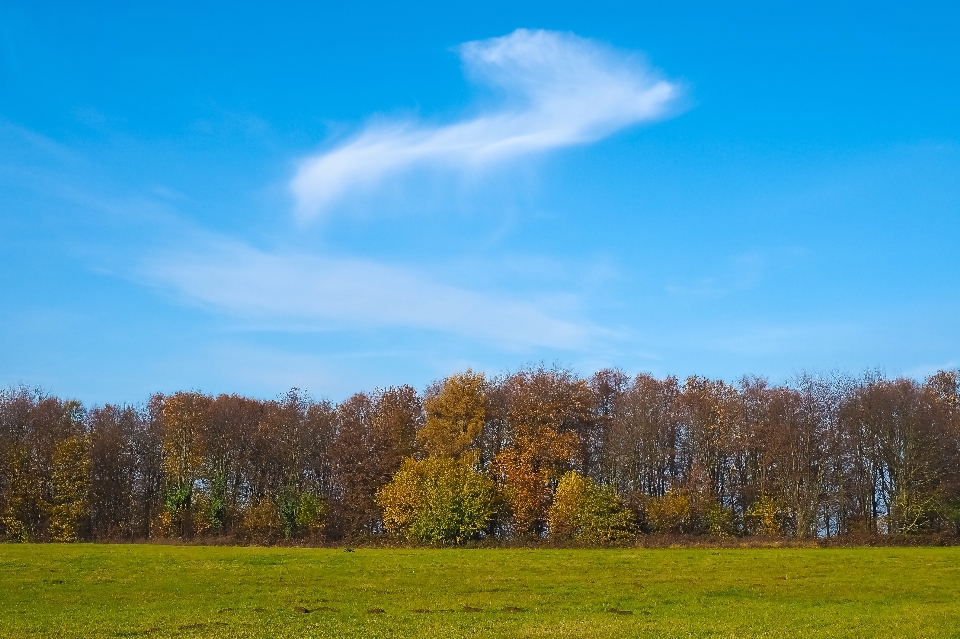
[291,29,681,218]
[145,239,600,350]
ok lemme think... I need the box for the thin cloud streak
[291,29,681,218]
[145,240,601,351]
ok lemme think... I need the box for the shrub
[548,471,635,543]
[745,496,782,536]
[645,490,693,534]
[277,490,326,539]
[239,499,283,541]
[377,456,498,544]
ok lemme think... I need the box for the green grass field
[1,544,958,638]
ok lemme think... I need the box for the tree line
[1,366,958,544]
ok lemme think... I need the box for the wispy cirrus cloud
[291,28,682,218]
[144,239,601,350]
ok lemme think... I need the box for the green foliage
[938,497,960,535]
[234,492,325,542]
[276,489,325,539]
[378,456,498,544]
[703,500,736,536]
[208,473,227,535]
[548,471,635,543]
[294,493,325,536]
[164,484,192,515]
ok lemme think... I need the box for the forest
[1,366,958,545]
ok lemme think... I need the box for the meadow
[1,545,958,638]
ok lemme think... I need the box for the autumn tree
[839,375,955,535]
[199,395,257,535]
[240,390,329,540]
[669,377,741,532]
[328,387,421,539]
[87,405,141,540]
[49,434,91,542]
[925,370,960,532]
[160,392,210,538]
[135,395,166,538]
[603,374,682,511]
[0,389,84,541]
[0,443,40,542]
[419,371,486,460]
[3,366,960,545]
[490,367,587,537]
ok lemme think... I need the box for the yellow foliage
[240,499,283,541]
[153,509,175,538]
[746,495,782,535]
[419,371,486,458]
[160,392,210,537]
[161,392,209,486]
[645,488,735,536]
[377,455,498,544]
[646,489,693,534]
[49,435,91,542]
[491,444,551,536]
[549,471,634,543]
[0,446,39,542]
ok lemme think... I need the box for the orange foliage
[493,429,580,536]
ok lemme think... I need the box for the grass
[0,544,958,638]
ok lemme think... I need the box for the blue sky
[2,1,959,403]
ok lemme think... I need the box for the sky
[1,1,959,404]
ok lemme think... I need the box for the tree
[3,365,960,545]
[603,374,682,507]
[0,388,85,541]
[245,390,328,540]
[329,393,395,538]
[49,435,91,542]
[490,367,586,537]
[419,372,486,459]
[924,370,960,532]
[847,377,953,534]
[203,395,259,536]
[88,405,140,540]
[677,376,741,519]
[0,444,40,542]
[160,392,210,539]
[135,395,166,539]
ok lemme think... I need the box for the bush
[645,490,693,534]
[377,456,498,544]
[548,471,635,543]
[645,488,737,536]
[745,496,782,536]
[277,490,326,539]
[239,499,283,541]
